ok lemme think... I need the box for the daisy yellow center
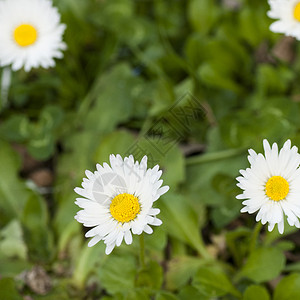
[294,2,300,22]
[14,24,38,47]
[110,193,140,223]
[265,176,289,201]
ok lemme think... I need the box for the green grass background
[1,0,300,299]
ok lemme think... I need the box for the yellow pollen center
[265,176,289,201]
[294,2,300,22]
[110,193,140,223]
[14,24,38,47]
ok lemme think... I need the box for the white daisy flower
[0,0,66,72]
[237,139,300,234]
[74,155,169,255]
[267,0,300,40]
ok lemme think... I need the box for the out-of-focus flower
[0,0,66,72]
[237,139,300,234]
[267,0,300,40]
[74,155,169,255]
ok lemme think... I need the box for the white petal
[105,243,115,255]
[88,235,102,247]
[124,230,133,245]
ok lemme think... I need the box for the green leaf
[27,133,55,160]
[155,291,178,300]
[130,137,185,188]
[0,219,27,260]
[0,140,29,224]
[159,192,208,257]
[0,115,30,142]
[243,285,270,300]
[211,173,241,228]
[226,227,252,267]
[54,131,96,250]
[82,63,143,134]
[239,247,285,283]
[0,255,31,278]
[136,260,163,290]
[274,274,300,300]
[0,278,22,300]
[188,0,220,34]
[192,266,241,298]
[144,226,167,252]
[123,288,151,300]
[97,254,137,295]
[94,130,135,162]
[178,286,210,300]
[72,241,106,288]
[166,256,204,290]
[21,194,54,263]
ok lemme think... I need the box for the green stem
[139,233,146,269]
[196,234,213,260]
[186,148,246,166]
[249,222,262,253]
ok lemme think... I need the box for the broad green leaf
[178,286,210,300]
[0,115,30,142]
[237,5,271,46]
[144,226,167,252]
[159,192,208,257]
[82,63,143,134]
[21,194,54,263]
[192,266,241,298]
[72,241,106,288]
[94,130,135,162]
[0,278,22,300]
[188,0,220,34]
[239,247,285,283]
[0,219,27,260]
[156,291,178,300]
[123,288,151,300]
[136,261,163,290]
[166,256,204,290]
[211,173,241,228]
[243,285,270,300]
[274,274,300,300]
[0,140,30,224]
[97,254,137,295]
[27,133,55,160]
[126,137,185,188]
[226,227,252,267]
[0,255,31,278]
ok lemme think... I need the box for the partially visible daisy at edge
[0,0,66,72]
[237,139,300,234]
[74,154,169,255]
[267,0,300,40]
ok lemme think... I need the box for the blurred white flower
[237,139,300,234]
[267,0,300,40]
[0,0,66,72]
[74,155,169,255]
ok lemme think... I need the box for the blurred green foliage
[1,0,300,298]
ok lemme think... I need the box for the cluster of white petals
[267,0,300,40]
[237,139,300,234]
[75,155,169,254]
[0,0,66,71]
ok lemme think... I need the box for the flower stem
[186,148,246,166]
[249,222,262,253]
[139,233,146,269]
